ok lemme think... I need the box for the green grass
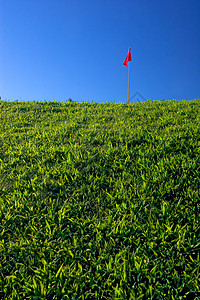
[0,99,199,299]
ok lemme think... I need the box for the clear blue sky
[0,0,200,103]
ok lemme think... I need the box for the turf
[0,99,199,299]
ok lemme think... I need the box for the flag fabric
[123,47,132,67]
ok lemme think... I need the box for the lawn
[0,99,199,299]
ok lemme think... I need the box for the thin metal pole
[128,61,130,103]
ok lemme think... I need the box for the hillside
[0,99,199,299]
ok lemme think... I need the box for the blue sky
[0,0,200,103]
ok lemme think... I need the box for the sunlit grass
[0,99,199,299]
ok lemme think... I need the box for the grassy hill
[0,99,199,299]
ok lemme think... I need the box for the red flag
[123,47,132,67]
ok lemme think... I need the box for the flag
[123,47,132,67]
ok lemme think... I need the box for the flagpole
[128,61,130,103]
[123,47,132,103]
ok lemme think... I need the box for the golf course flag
[123,47,132,103]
